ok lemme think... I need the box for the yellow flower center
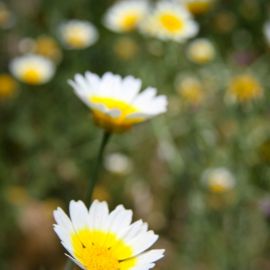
[71,229,136,270]
[159,12,184,33]
[179,79,204,105]
[209,182,229,193]
[229,75,262,102]
[65,28,88,48]
[120,13,141,31]
[89,96,143,133]
[21,68,42,85]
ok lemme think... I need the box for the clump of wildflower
[228,74,262,103]
[69,71,167,133]
[140,1,198,42]
[187,38,215,64]
[53,200,165,270]
[9,54,56,85]
[104,0,148,33]
[59,20,98,49]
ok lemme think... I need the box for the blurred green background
[1,0,270,269]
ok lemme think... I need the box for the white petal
[66,254,86,270]
[108,109,121,118]
[107,205,133,235]
[88,200,110,230]
[53,225,73,254]
[53,207,73,232]
[120,76,142,102]
[69,200,89,232]
[136,249,165,265]
[119,220,148,242]
[126,230,159,256]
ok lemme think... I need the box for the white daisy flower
[68,71,167,133]
[140,1,198,42]
[202,168,235,193]
[59,20,98,49]
[187,38,215,64]
[53,200,165,270]
[9,54,55,85]
[104,0,149,33]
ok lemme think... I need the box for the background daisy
[9,54,55,85]
[104,0,149,33]
[69,71,167,132]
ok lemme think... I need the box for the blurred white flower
[202,167,235,193]
[69,71,167,133]
[105,152,133,175]
[187,38,215,64]
[53,200,165,270]
[104,0,149,32]
[140,1,198,42]
[59,20,98,49]
[176,76,204,105]
[263,21,270,45]
[9,54,55,85]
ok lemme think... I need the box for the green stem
[65,131,111,270]
[65,261,73,270]
[84,131,111,204]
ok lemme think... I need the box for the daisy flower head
[104,0,149,33]
[59,20,98,49]
[202,168,235,193]
[9,54,55,85]
[228,74,262,103]
[140,1,199,42]
[68,72,168,133]
[53,200,165,270]
[176,76,204,106]
[187,38,215,64]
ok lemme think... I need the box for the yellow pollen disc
[21,68,42,85]
[65,29,87,48]
[71,229,136,270]
[159,12,184,33]
[89,96,143,133]
[120,13,140,31]
[229,75,262,102]
[209,183,229,193]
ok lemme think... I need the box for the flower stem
[65,131,111,270]
[84,131,111,204]
[65,261,73,270]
